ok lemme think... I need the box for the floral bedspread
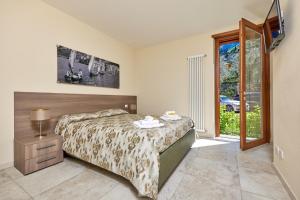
[55,109,193,199]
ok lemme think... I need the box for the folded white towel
[134,115,165,128]
[134,120,164,129]
[165,111,177,116]
[162,111,181,121]
[160,114,182,121]
[144,115,154,121]
[140,119,160,126]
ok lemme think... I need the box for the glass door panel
[240,18,268,150]
[245,27,263,141]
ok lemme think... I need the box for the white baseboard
[273,163,297,200]
[0,162,13,171]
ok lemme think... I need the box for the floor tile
[239,166,290,200]
[171,174,242,200]
[238,153,275,175]
[190,147,238,168]
[2,167,24,180]
[158,170,185,200]
[15,159,85,197]
[240,144,273,163]
[34,170,117,200]
[242,191,273,200]
[0,180,32,200]
[99,183,141,200]
[238,144,274,174]
[182,156,240,188]
[0,169,11,186]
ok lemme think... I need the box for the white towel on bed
[160,111,182,121]
[134,116,164,128]
[160,115,181,121]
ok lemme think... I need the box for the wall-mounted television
[263,0,285,52]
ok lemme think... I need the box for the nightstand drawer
[25,138,62,159]
[14,134,64,175]
[24,151,63,174]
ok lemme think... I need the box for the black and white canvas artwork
[57,45,120,88]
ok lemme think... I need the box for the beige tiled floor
[0,138,291,200]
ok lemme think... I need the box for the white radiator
[188,54,206,132]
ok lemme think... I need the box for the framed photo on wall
[57,45,120,88]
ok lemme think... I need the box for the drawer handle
[37,156,56,164]
[36,144,56,150]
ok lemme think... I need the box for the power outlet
[275,146,280,156]
[279,149,284,160]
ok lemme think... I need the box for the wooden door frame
[212,29,270,144]
[212,30,239,137]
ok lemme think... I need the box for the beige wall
[0,0,136,167]
[272,0,300,198]
[135,27,235,137]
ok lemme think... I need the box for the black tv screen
[263,0,285,52]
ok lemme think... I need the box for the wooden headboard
[14,92,137,139]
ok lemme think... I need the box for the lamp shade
[130,104,137,110]
[30,109,50,121]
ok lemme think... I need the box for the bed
[55,109,195,199]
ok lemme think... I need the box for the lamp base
[35,134,47,139]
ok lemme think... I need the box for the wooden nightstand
[14,134,64,175]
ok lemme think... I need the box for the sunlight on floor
[220,134,240,140]
[192,138,229,148]
[192,136,240,149]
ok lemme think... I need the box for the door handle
[242,91,246,101]
[37,156,56,164]
[36,144,56,150]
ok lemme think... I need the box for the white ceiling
[43,0,272,48]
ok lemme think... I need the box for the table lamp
[30,108,50,139]
[130,104,137,113]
